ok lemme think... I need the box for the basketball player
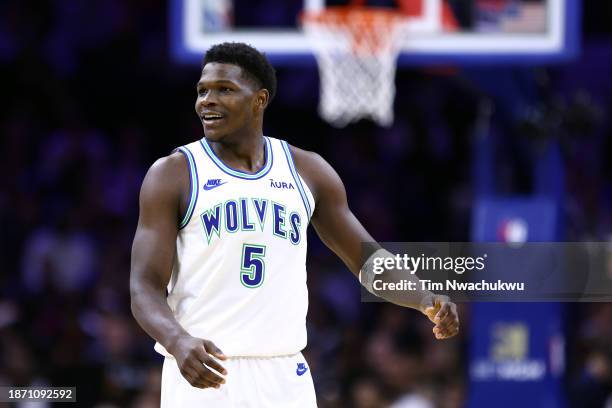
[130,42,459,407]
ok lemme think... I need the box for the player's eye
[198,88,208,96]
[220,87,232,93]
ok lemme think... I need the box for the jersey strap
[280,140,313,220]
[175,146,199,229]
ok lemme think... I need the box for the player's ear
[255,89,270,111]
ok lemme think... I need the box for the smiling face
[195,62,269,142]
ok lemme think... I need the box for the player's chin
[202,127,226,141]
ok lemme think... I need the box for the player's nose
[199,90,218,106]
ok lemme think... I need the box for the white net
[303,8,410,127]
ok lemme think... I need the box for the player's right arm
[130,152,227,388]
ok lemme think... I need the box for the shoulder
[147,151,188,185]
[288,144,326,174]
[287,144,346,205]
[140,151,189,203]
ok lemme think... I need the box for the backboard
[171,0,581,66]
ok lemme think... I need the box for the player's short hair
[203,42,277,102]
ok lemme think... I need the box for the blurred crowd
[1,0,612,407]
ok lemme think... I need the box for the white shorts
[160,353,317,407]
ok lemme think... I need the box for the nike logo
[203,179,227,191]
[296,363,308,376]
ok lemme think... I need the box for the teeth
[203,114,223,120]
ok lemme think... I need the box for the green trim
[271,201,287,239]
[288,211,302,245]
[280,141,312,220]
[251,198,269,232]
[223,199,239,234]
[239,197,255,231]
[200,203,222,244]
[200,136,273,180]
[177,147,199,229]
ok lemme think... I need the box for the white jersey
[154,136,315,358]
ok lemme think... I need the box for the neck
[207,130,266,173]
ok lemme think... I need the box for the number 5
[241,244,266,288]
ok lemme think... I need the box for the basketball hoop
[302,6,410,127]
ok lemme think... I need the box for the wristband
[359,248,395,295]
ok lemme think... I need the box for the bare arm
[130,153,187,351]
[291,145,459,339]
[130,152,227,388]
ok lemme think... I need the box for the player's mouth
[201,112,226,126]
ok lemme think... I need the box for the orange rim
[301,6,409,55]
[302,6,407,25]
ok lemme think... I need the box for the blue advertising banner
[468,198,565,408]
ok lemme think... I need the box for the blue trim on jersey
[199,136,273,180]
[176,146,199,229]
[281,141,312,220]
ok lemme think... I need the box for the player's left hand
[420,294,459,340]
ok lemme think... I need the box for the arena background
[1,0,612,407]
